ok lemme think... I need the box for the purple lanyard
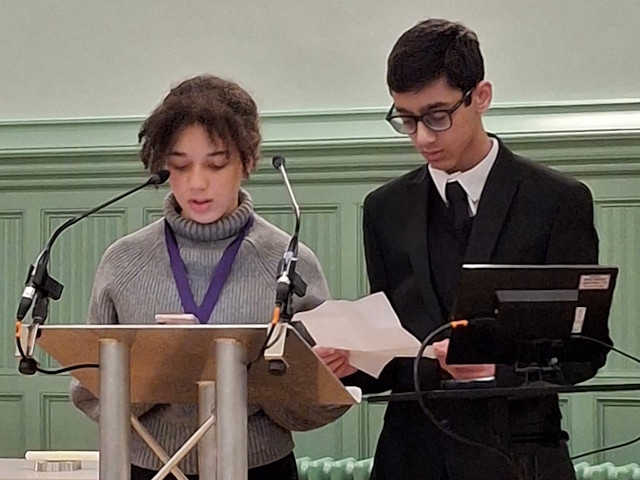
[164,216,254,324]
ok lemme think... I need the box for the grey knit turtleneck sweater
[70,189,346,473]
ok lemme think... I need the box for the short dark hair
[139,74,261,175]
[387,18,484,94]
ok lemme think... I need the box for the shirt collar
[428,137,499,215]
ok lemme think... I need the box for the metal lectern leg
[130,415,190,480]
[215,339,247,480]
[198,381,217,480]
[99,338,131,480]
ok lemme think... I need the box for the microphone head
[272,156,286,170]
[150,169,171,185]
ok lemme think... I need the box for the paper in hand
[293,292,435,378]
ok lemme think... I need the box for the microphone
[263,156,307,376]
[272,155,285,170]
[271,156,305,311]
[15,170,170,373]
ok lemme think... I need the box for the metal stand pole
[215,339,247,480]
[99,338,130,480]
[198,381,217,480]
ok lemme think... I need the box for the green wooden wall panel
[356,205,368,299]
[0,213,24,371]
[595,201,640,376]
[144,207,164,225]
[0,394,26,457]
[361,403,386,458]
[255,204,342,298]
[565,394,593,459]
[597,397,640,465]
[44,209,127,324]
[293,408,359,460]
[40,393,99,451]
[559,397,570,432]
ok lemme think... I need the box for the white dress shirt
[428,138,499,216]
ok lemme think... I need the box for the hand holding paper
[312,347,357,378]
[294,292,435,378]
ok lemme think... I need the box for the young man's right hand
[313,346,358,378]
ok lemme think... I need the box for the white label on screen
[579,274,610,290]
[572,307,587,333]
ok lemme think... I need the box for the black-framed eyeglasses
[385,88,474,135]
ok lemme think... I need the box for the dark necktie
[445,181,470,231]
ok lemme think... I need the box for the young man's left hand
[432,339,496,380]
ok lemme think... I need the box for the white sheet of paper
[294,292,436,378]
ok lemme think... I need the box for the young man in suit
[316,18,609,480]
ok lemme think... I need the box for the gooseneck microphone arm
[257,156,307,376]
[46,170,170,256]
[271,156,306,319]
[16,170,170,322]
[272,155,301,240]
[15,170,170,375]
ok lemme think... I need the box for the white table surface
[0,460,98,480]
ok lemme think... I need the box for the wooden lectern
[37,324,357,480]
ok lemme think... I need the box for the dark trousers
[371,400,576,480]
[371,430,576,480]
[131,452,299,480]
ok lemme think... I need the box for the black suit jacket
[346,138,609,479]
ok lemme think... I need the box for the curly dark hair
[139,75,261,175]
[387,18,484,94]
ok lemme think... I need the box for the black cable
[568,334,640,460]
[411,329,640,468]
[264,323,284,350]
[15,329,99,375]
[571,433,640,461]
[247,321,279,372]
[36,363,99,374]
[571,334,640,365]
[15,329,27,359]
[413,321,523,478]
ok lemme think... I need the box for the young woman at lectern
[70,74,346,480]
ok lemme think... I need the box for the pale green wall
[0,0,639,119]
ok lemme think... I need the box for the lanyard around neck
[164,215,254,324]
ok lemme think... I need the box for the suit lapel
[401,142,523,335]
[465,143,523,263]
[406,167,446,334]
